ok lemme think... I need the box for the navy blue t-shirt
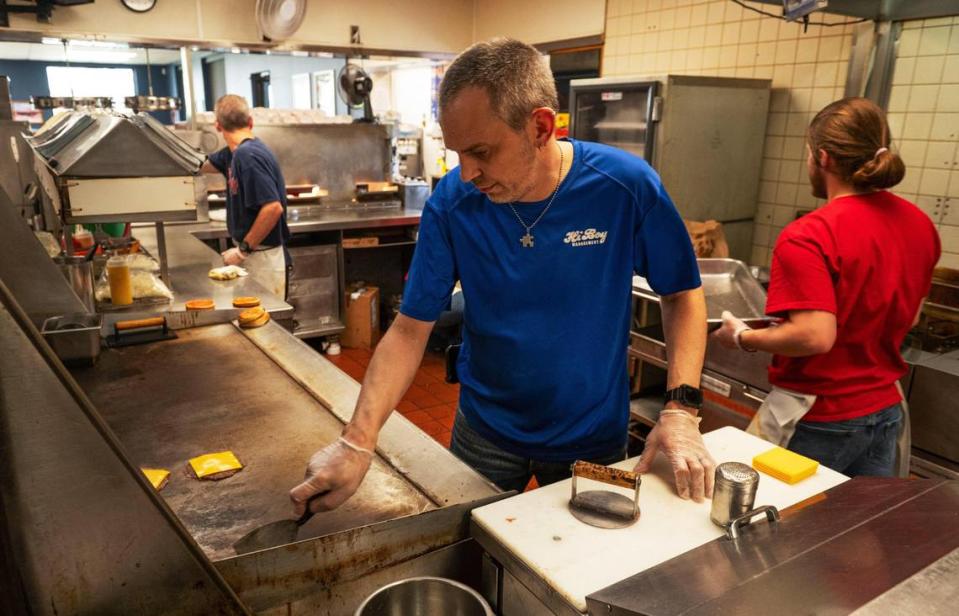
[401,139,700,461]
[208,138,290,246]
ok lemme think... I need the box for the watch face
[683,385,703,404]
[122,0,157,13]
[667,385,703,407]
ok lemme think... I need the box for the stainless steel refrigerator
[569,75,771,261]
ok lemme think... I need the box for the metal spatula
[233,493,323,555]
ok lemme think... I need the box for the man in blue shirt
[202,94,290,298]
[292,39,713,510]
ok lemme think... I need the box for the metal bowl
[354,577,492,616]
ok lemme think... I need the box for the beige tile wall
[888,17,959,270]
[603,0,956,269]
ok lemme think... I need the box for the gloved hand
[712,310,752,351]
[221,247,247,266]
[634,410,716,502]
[289,436,374,515]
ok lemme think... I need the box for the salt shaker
[710,462,759,527]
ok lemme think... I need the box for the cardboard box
[684,219,729,258]
[341,285,380,349]
[342,236,379,248]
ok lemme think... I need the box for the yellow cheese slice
[141,467,170,490]
[188,451,243,479]
[752,446,819,484]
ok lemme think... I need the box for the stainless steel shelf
[293,316,345,339]
[343,240,417,250]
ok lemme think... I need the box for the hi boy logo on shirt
[228,168,239,195]
[563,228,608,247]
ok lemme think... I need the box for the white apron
[244,246,286,299]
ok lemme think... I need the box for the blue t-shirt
[401,139,701,461]
[208,138,291,247]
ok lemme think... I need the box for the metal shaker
[710,462,760,527]
[54,255,96,313]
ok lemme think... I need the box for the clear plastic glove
[634,410,716,502]
[221,247,247,266]
[712,310,752,351]
[289,436,373,515]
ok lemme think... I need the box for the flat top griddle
[72,324,434,560]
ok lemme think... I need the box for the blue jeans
[787,403,903,477]
[450,409,626,492]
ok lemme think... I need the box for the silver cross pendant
[520,232,535,248]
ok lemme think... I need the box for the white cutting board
[471,427,848,613]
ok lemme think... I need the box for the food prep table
[470,428,959,616]
[471,427,847,615]
[131,222,294,323]
[181,204,423,339]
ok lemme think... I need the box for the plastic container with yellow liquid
[106,255,133,306]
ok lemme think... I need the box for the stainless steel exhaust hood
[28,110,205,177]
[26,110,207,224]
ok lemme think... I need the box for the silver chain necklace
[508,142,565,248]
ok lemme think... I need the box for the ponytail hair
[807,97,906,191]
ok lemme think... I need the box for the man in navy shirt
[292,39,713,511]
[202,94,290,298]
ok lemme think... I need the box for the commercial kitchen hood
[26,110,207,225]
[28,110,204,178]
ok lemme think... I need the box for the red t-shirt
[765,191,940,422]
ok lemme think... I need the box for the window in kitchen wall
[366,62,434,126]
[390,65,433,126]
[45,66,136,111]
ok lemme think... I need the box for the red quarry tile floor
[324,343,538,491]
[324,345,459,451]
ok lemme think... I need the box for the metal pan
[633,258,774,330]
[698,258,774,330]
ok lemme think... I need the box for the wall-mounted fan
[255,0,307,43]
[337,63,374,123]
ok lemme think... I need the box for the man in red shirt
[714,97,940,476]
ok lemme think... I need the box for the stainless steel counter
[132,222,295,321]
[587,477,959,616]
[188,205,423,241]
[151,205,423,339]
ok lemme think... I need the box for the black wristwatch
[238,240,252,255]
[664,384,703,410]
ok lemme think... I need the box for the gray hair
[214,94,251,132]
[439,38,558,131]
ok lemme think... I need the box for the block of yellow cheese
[141,468,170,491]
[752,446,819,484]
[188,451,243,480]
